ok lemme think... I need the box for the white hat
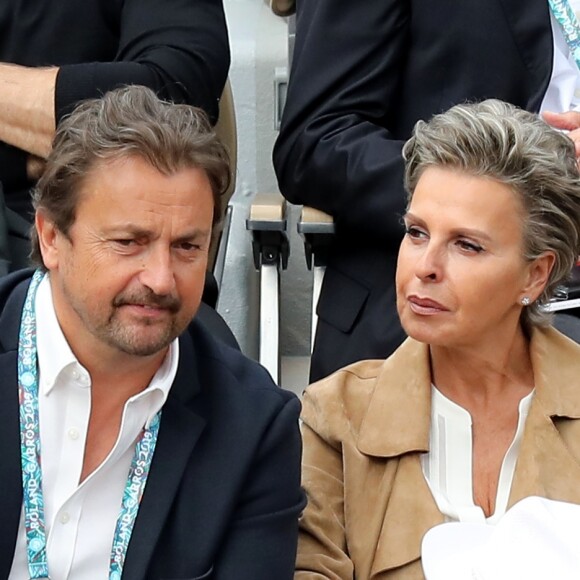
[421,496,580,580]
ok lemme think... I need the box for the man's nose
[138,247,176,296]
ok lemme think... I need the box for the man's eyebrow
[102,225,152,237]
[173,229,212,244]
[102,225,211,241]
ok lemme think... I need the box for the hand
[542,111,580,158]
[26,154,46,181]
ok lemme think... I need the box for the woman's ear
[522,251,556,303]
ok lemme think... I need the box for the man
[1,86,304,579]
[274,0,580,381]
[0,0,229,220]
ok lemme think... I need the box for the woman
[296,100,580,579]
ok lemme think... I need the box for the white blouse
[421,386,534,524]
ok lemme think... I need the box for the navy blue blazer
[274,0,553,380]
[0,270,305,579]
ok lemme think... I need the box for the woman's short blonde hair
[403,99,580,327]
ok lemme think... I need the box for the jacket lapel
[0,351,24,578]
[0,274,30,578]
[356,339,445,576]
[510,327,580,507]
[122,331,207,579]
[357,338,432,458]
[369,455,444,577]
[510,398,580,506]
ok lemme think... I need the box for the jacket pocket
[162,565,213,580]
[317,266,369,333]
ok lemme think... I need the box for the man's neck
[80,345,168,400]
[77,346,168,482]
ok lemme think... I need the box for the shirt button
[68,428,79,440]
[60,512,70,524]
[71,369,79,380]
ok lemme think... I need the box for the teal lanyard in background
[549,0,580,69]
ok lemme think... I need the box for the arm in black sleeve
[273,0,410,243]
[213,395,306,579]
[56,0,230,124]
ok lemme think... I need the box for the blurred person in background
[275,0,580,381]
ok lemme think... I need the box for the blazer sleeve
[55,0,230,124]
[295,392,354,579]
[273,0,410,245]
[212,395,307,580]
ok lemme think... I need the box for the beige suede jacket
[296,326,580,579]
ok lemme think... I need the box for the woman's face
[396,166,542,348]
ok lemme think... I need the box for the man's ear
[35,211,60,270]
[522,251,556,303]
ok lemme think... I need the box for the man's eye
[174,242,203,254]
[113,239,136,247]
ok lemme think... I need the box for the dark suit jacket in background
[0,0,230,219]
[274,0,553,381]
[0,270,306,579]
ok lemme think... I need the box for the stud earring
[521,296,531,306]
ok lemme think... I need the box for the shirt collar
[139,337,178,426]
[36,274,80,396]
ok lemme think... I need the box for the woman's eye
[457,239,483,253]
[405,225,427,239]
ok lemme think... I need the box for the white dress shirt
[9,275,178,579]
[421,386,534,524]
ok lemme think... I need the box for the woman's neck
[429,326,534,410]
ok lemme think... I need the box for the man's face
[37,154,214,362]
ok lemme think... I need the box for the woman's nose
[414,242,443,282]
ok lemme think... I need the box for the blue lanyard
[18,270,162,580]
[549,0,580,69]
